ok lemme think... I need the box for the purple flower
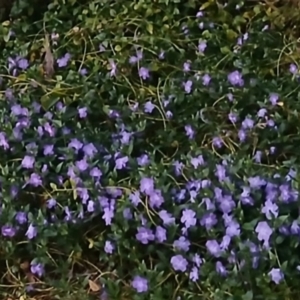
[181,209,196,228]
[212,136,223,148]
[183,62,191,72]
[47,198,57,209]
[30,262,44,277]
[289,63,297,74]
[102,207,114,225]
[185,125,194,139]
[129,191,141,206]
[131,276,148,293]
[139,67,149,80]
[21,156,35,169]
[155,226,167,242]
[269,93,279,106]
[200,213,217,230]
[115,156,128,169]
[28,173,42,187]
[149,189,164,208]
[216,261,227,276]
[140,177,154,195]
[137,154,150,166]
[109,59,117,76]
[206,240,221,257]
[189,266,199,282]
[170,255,188,272]
[291,220,300,235]
[173,236,190,252]
[184,80,193,93]
[269,268,284,284]
[255,221,272,248]
[198,41,207,52]
[15,212,27,224]
[43,145,54,156]
[261,200,278,220]
[159,210,175,225]
[144,101,155,114]
[26,224,37,239]
[228,71,244,86]
[78,107,87,118]
[144,101,155,113]
[57,53,71,67]
[242,117,254,129]
[136,227,155,244]
[202,74,211,85]
[191,155,205,168]
[104,240,114,254]
[1,225,16,237]
[257,108,267,118]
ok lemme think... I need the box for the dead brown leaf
[88,279,101,292]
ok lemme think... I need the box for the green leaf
[146,23,153,35]
[242,291,253,300]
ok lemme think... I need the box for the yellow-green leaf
[114,45,122,52]
[146,23,153,35]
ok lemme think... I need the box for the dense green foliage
[1,0,300,299]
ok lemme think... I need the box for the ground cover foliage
[1,0,300,299]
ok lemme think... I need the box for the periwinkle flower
[140,177,154,195]
[102,207,114,225]
[206,240,222,257]
[149,189,164,208]
[212,136,223,148]
[115,156,128,169]
[289,63,298,74]
[228,112,238,123]
[26,224,37,239]
[159,210,175,225]
[171,255,188,272]
[1,225,16,237]
[198,41,207,52]
[30,262,45,277]
[216,261,227,276]
[78,107,87,118]
[191,155,205,168]
[28,173,42,187]
[255,221,272,248]
[257,108,267,118]
[189,266,199,282]
[0,132,9,150]
[261,200,278,220]
[155,226,167,242]
[242,117,254,129]
[144,101,155,113]
[22,156,35,169]
[136,227,155,244]
[104,240,114,254]
[139,67,149,80]
[47,198,57,209]
[57,53,71,67]
[269,268,284,284]
[184,80,193,93]
[43,145,54,156]
[181,209,196,228]
[15,212,27,224]
[131,276,148,293]
[269,93,279,106]
[200,213,217,230]
[137,154,150,166]
[228,70,244,86]
[185,125,194,139]
[183,62,191,72]
[291,220,300,235]
[173,236,191,252]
